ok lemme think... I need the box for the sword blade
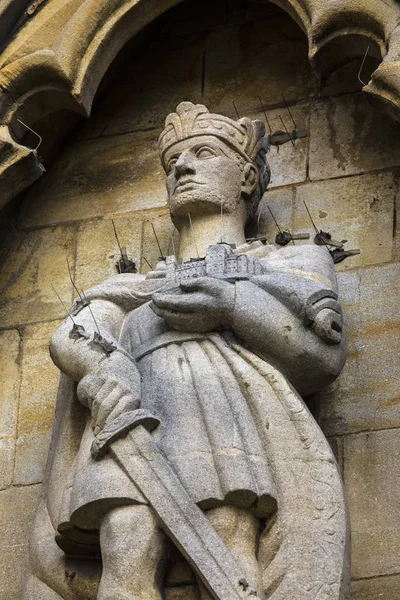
[110,425,257,600]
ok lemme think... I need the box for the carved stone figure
[24,102,350,600]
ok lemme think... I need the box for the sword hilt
[91,409,160,460]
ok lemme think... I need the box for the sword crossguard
[91,409,160,460]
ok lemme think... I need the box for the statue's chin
[169,191,223,218]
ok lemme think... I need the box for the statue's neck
[176,212,246,262]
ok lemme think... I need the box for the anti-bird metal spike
[66,257,85,302]
[142,256,153,270]
[51,284,75,325]
[302,200,330,252]
[232,100,240,119]
[302,200,319,234]
[281,93,297,130]
[266,204,282,234]
[258,97,272,136]
[112,219,126,268]
[279,115,295,148]
[150,222,165,260]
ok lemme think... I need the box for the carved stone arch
[1,0,400,201]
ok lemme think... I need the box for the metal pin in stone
[17,119,42,151]
[112,219,126,271]
[358,45,370,87]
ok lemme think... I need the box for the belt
[131,331,209,361]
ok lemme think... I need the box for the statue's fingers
[179,278,213,292]
[92,381,123,425]
[105,394,139,426]
[94,387,127,432]
[151,293,207,312]
[77,374,105,408]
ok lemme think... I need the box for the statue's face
[163,135,246,218]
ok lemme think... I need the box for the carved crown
[159,101,268,166]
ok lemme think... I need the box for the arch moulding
[1,0,400,209]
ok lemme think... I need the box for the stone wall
[0,1,399,598]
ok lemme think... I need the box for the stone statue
[24,102,350,600]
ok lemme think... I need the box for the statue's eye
[196,147,216,159]
[167,157,178,173]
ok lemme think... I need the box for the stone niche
[0,0,399,599]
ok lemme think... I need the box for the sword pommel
[91,409,160,460]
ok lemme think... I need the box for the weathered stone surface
[14,322,61,484]
[14,431,52,486]
[320,263,400,436]
[351,574,400,599]
[309,94,400,180]
[0,329,21,438]
[0,437,15,490]
[0,225,76,327]
[76,39,203,139]
[293,172,395,270]
[75,217,143,291]
[20,129,167,228]
[0,484,41,600]
[203,18,315,115]
[344,429,400,579]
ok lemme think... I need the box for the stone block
[309,93,400,180]
[293,172,395,271]
[17,321,61,438]
[257,187,294,243]
[0,329,21,438]
[344,429,400,579]
[75,216,143,291]
[0,484,41,600]
[14,431,51,485]
[0,544,29,600]
[320,263,400,436]
[203,18,315,115]
[351,574,400,599]
[0,484,41,547]
[75,38,203,139]
[140,210,176,274]
[321,329,400,436]
[20,129,168,228]
[0,437,14,490]
[0,225,76,327]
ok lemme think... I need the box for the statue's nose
[174,152,195,176]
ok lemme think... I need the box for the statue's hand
[77,357,140,434]
[151,277,235,332]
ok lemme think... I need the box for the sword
[91,410,259,600]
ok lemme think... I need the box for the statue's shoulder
[263,244,337,291]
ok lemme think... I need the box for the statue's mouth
[174,179,205,193]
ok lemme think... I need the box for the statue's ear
[241,163,258,197]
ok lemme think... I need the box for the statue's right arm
[50,299,141,433]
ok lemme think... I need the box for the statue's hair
[159,102,270,220]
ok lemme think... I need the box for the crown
[158,101,269,167]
